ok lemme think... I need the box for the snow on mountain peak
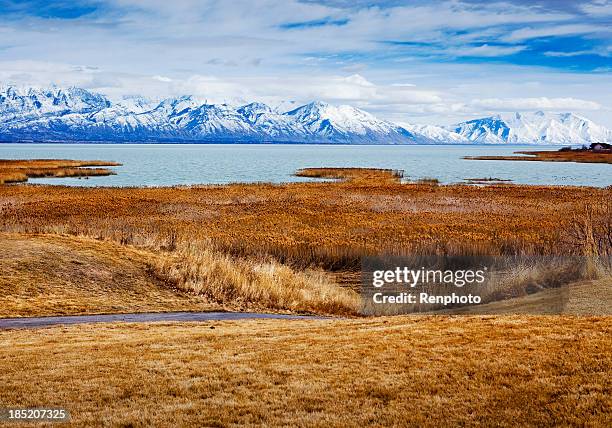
[0,85,110,123]
[0,85,610,145]
[452,111,612,145]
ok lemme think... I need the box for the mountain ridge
[449,111,612,145]
[0,86,610,145]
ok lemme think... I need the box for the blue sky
[0,0,610,125]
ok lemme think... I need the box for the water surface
[0,143,609,187]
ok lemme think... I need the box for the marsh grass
[1,173,609,269]
[568,200,612,259]
[1,167,610,315]
[154,240,359,315]
[295,167,404,183]
[465,150,612,164]
[0,159,120,184]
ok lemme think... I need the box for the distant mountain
[0,86,610,145]
[401,123,467,144]
[0,86,418,144]
[450,111,612,145]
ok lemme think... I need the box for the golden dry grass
[0,233,358,317]
[1,175,609,270]
[295,167,404,183]
[0,166,610,316]
[0,315,610,427]
[154,240,358,315]
[0,159,120,184]
[465,150,612,164]
[0,233,216,317]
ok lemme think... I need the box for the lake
[0,143,609,187]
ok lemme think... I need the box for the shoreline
[465,149,612,164]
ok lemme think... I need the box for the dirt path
[0,311,328,329]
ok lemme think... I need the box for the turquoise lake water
[0,143,609,187]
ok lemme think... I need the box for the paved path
[0,311,328,329]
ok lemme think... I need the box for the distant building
[590,143,611,151]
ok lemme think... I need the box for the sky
[0,0,610,126]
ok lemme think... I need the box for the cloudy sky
[0,0,610,126]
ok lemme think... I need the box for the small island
[0,159,121,184]
[464,143,612,164]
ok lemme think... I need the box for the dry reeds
[295,167,404,183]
[1,172,609,269]
[465,150,612,164]
[568,200,612,262]
[1,167,609,314]
[0,159,121,184]
[154,240,359,315]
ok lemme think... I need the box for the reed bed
[154,240,359,315]
[295,167,404,183]
[1,167,610,313]
[465,150,612,164]
[0,159,120,184]
[1,176,609,269]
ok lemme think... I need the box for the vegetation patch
[464,145,612,164]
[0,166,610,316]
[1,316,610,426]
[0,159,121,184]
[295,167,404,183]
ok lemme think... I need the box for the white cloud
[152,75,172,82]
[543,45,612,57]
[471,97,602,111]
[450,44,526,57]
[581,1,612,17]
[503,24,608,42]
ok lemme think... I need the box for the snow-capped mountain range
[1,86,610,145]
[450,111,612,145]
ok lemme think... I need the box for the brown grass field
[0,232,359,317]
[1,163,611,426]
[1,164,611,316]
[1,316,610,427]
[2,167,610,264]
[0,233,218,317]
[0,159,120,184]
[465,149,612,164]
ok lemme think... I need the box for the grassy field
[1,166,610,316]
[0,233,216,317]
[0,233,358,317]
[465,149,612,164]
[1,316,610,427]
[1,164,611,426]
